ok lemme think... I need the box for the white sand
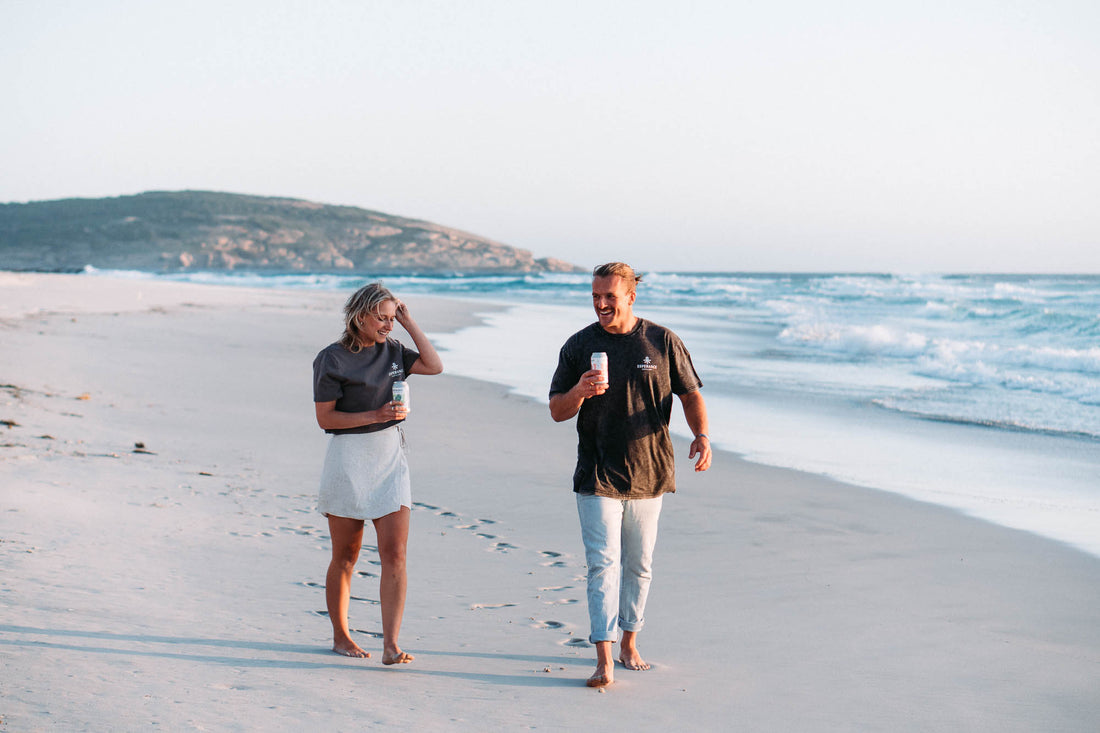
[2,272,1099,731]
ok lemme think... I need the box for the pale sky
[3,0,1098,272]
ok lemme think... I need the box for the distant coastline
[0,190,582,275]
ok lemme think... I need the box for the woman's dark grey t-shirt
[549,318,702,499]
[313,340,420,434]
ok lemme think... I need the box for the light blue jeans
[576,493,664,643]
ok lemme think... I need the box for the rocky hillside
[0,191,581,274]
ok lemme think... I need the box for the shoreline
[5,269,1098,559]
[424,291,1100,561]
[3,272,1099,730]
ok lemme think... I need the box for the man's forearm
[549,388,584,422]
[680,389,709,437]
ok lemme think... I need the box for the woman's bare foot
[332,639,370,658]
[382,647,414,665]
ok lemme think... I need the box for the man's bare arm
[549,369,608,422]
[679,389,712,472]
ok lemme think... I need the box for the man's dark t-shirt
[549,318,702,499]
[313,340,420,435]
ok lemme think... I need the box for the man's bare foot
[332,640,370,658]
[586,663,614,688]
[382,648,414,665]
[618,648,650,671]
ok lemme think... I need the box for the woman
[312,283,443,663]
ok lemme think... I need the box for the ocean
[86,268,1100,558]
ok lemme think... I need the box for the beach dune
[2,273,1098,731]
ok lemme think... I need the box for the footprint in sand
[280,526,315,536]
[349,595,380,605]
[313,581,375,597]
[563,637,592,648]
[544,598,580,606]
[470,602,518,610]
[491,542,517,553]
[538,586,573,592]
[538,550,569,567]
[352,628,384,639]
[413,502,439,511]
[476,533,497,540]
[356,570,377,578]
[316,612,384,633]
[532,620,566,629]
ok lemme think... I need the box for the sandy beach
[2,272,1099,732]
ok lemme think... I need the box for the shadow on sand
[0,624,591,688]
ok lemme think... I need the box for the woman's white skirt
[318,427,411,520]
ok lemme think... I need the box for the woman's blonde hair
[341,282,396,352]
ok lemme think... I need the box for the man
[549,262,711,688]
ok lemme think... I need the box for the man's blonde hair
[341,282,396,352]
[592,262,642,293]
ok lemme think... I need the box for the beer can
[392,380,410,409]
[591,352,609,384]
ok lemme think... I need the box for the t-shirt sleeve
[668,333,703,395]
[549,339,580,397]
[313,349,344,402]
[401,343,420,376]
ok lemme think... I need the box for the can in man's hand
[591,352,609,385]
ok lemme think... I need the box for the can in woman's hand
[392,380,410,410]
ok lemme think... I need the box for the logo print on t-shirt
[388,362,403,378]
[637,356,658,371]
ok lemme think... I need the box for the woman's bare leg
[373,506,413,664]
[326,515,370,658]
